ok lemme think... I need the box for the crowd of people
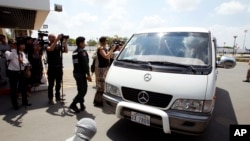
[0,33,124,113]
[0,33,67,110]
[0,34,45,109]
[0,34,98,140]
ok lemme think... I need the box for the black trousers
[8,70,28,108]
[73,73,87,104]
[47,67,62,100]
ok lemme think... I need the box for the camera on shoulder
[38,30,49,48]
[38,30,48,37]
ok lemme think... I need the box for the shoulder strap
[17,52,22,71]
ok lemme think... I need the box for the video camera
[38,30,48,37]
[60,34,69,42]
[111,39,123,51]
[38,30,49,48]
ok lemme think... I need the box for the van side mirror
[217,56,236,69]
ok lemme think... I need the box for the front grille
[122,87,173,108]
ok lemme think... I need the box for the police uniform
[71,48,90,111]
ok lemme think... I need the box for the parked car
[103,27,236,135]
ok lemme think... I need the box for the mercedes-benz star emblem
[138,91,149,104]
[144,73,152,81]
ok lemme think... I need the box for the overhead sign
[43,24,48,29]
[54,4,63,12]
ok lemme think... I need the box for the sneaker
[79,103,86,111]
[69,103,80,113]
[48,99,55,105]
[56,97,65,102]
[243,80,250,82]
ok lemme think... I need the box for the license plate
[131,111,150,126]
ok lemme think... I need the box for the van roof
[135,27,210,34]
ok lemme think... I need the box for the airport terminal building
[0,0,53,94]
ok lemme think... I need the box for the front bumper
[103,94,212,136]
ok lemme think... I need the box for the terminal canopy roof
[0,0,50,30]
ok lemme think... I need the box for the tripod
[59,39,66,105]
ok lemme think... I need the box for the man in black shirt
[69,36,92,113]
[46,34,68,105]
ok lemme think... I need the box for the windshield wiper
[149,61,187,67]
[119,59,149,64]
[118,59,153,70]
[149,61,197,72]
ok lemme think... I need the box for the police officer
[70,36,92,113]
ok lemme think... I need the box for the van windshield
[118,32,211,66]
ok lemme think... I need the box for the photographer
[93,36,115,106]
[46,34,68,105]
[5,41,31,110]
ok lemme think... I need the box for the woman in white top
[5,41,31,110]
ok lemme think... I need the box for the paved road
[0,52,249,141]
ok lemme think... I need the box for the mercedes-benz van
[103,27,236,135]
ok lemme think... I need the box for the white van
[103,27,236,135]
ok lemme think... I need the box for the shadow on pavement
[0,89,95,127]
[45,102,74,117]
[106,87,238,141]
[45,103,96,120]
[2,109,28,127]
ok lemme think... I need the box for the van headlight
[105,83,121,97]
[171,99,213,113]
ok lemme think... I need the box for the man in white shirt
[5,41,31,110]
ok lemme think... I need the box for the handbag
[24,66,31,78]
